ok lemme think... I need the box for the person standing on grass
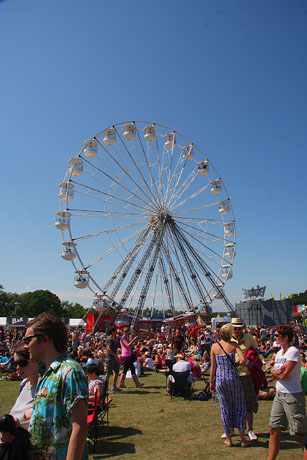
[210,324,251,448]
[268,324,306,460]
[105,326,121,392]
[230,318,259,442]
[119,327,144,389]
[24,312,88,460]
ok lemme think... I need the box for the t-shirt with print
[275,346,302,394]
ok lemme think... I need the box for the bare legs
[247,412,253,431]
[268,427,281,460]
[268,427,304,459]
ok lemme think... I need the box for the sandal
[241,441,252,448]
[224,440,233,447]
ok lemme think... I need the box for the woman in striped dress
[210,323,251,448]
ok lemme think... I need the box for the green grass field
[0,372,304,460]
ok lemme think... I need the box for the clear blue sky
[1,0,306,312]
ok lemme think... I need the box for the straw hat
[231,318,244,328]
[192,355,201,361]
[176,353,185,359]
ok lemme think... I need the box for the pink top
[120,336,132,358]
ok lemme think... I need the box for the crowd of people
[1,315,307,459]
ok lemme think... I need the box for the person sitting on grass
[153,351,163,370]
[144,352,155,370]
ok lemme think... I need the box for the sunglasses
[23,334,43,345]
[15,359,29,368]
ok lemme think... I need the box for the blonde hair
[219,323,234,342]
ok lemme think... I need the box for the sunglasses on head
[15,359,29,368]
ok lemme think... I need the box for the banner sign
[7,317,28,327]
[86,314,114,334]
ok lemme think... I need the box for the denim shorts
[269,391,307,436]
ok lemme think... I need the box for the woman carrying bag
[210,324,251,448]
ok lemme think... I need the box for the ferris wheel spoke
[161,238,194,310]
[72,221,143,243]
[94,137,160,212]
[107,227,152,298]
[68,208,149,220]
[81,155,156,211]
[172,201,220,217]
[164,147,187,207]
[134,229,164,317]
[148,271,158,317]
[174,223,225,285]
[122,127,164,209]
[84,227,146,269]
[171,182,211,213]
[159,256,174,315]
[178,225,226,265]
[167,166,199,208]
[174,233,213,301]
[177,219,228,244]
[120,128,164,207]
[119,225,164,307]
[169,250,195,309]
[167,226,207,307]
[151,136,165,204]
[70,179,154,215]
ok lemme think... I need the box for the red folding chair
[87,392,99,451]
[97,379,112,426]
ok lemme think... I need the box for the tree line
[1,284,306,320]
[0,284,89,319]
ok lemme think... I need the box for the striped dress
[215,353,246,434]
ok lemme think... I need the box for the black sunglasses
[15,359,29,368]
[23,334,43,345]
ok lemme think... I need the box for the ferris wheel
[55,121,236,321]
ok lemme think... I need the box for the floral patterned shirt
[29,354,88,460]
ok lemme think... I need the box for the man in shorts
[268,324,306,460]
[105,326,121,392]
[229,318,259,441]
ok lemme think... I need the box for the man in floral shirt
[24,312,88,460]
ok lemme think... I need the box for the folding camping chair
[97,379,112,426]
[169,370,193,400]
[87,392,99,451]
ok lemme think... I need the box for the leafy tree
[61,301,88,319]
[0,289,13,316]
[291,291,307,305]
[0,285,20,316]
[16,290,63,317]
